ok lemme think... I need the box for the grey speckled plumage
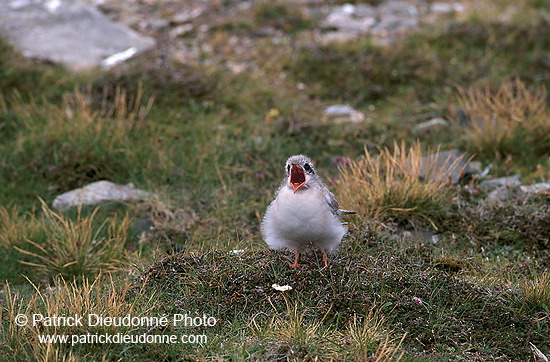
[261,155,356,268]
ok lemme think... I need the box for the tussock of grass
[345,309,405,361]
[249,301,403,360]
[14,200,133,281]
[453,79,550,163]
[336,142,462,228]
[9,85,153,149]
[513,271,550,314]
[261,300,341,359]
[1,275,155,360]
[0,206,38,248]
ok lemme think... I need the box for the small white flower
[272,284,292,292]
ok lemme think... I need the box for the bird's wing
[339,209,357,215]
[321,185,357,217]
[322,187,341,217]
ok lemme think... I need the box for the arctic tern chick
[261,155,356,268]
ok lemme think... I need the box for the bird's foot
[289,250,301,269]
[322,251,330,268]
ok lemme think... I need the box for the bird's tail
[339,209,357,215]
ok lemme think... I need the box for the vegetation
[1,0,549,360]
[336,142,463,229]
[452,79,550,164]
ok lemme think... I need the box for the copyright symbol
[15,314,28,327]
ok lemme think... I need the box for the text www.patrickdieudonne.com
[37,332,208,345]
[15,312,216,346]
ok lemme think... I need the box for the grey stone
[431,2,464,14]
[480,175,522,191]
[170,6,205,25]
[323,104,365,124]
[485,182,549,202]
[412,117,451,136]
[373,0,419,36]
[52,180,153,210]
[487,185,525,202]
[322,4,376,34]
[520,183,550,194]
[420,149,474,184]
[468,161,482,175]
[0,0,155,71]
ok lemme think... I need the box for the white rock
[0,0,155,71]
[520,183,550,194]
[52,180,153,210]
[412,118,451,136]
[485,177,550,200]
[487,185,525,202]
[431,2,464,14]
[480,175,521,191]
[323,104,365,124]
[170,6,205,24]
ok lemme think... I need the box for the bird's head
[285,155,316,193]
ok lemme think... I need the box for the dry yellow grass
[336,142,463,229]
[346,308,405,361]
[5,85,153,153]
[1,275,155,361]
[453,79,550,161]
[14,199,133,281]
[251,298,404,360]
[515,271,550,313]
[0,206,40,248]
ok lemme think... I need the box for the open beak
[290,164,306,192]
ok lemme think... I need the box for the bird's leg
[322,251,329,268]
[288,250,300,268]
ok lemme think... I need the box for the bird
[261,154,356,268]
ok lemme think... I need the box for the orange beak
[290,164,306,192]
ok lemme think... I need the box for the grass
[513,271,550,314]
[14,200,133,282]
[1,275,158,360]
[1,0,549,360]
[336,142,463,229]
[452,79,550,165]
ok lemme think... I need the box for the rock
[372,0,419,36]
[412,117,451,136]
[323,104,365,124]
[485,181,548,201]
[322,3,376,34]
[468,161,482,175]
[320,0,421,42]
[52,180,153,210]
[487,185,525,202]
[147,18,170,31]
[170,6,205,25]
[319,0,464,44]
[431,2,464,14]
[520,182,550,195]
[420,149,475,184]
[480,175,522,191]
[0,0,155,71]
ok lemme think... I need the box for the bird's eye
[304,163,311,172]
[286,165,291,173]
